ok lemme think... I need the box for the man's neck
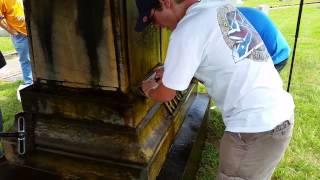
[174,0,200,21]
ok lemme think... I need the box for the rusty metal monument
[1,0,210,179]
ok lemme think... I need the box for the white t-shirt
[162,0,294,133]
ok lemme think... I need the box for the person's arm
[149,84,176,102]
[141,66,176,102]
[0,18,18,35]
[142,79,176,102]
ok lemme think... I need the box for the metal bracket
[0,116,26,155]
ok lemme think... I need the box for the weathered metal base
[0,94,210,179]
[0,161,59,180]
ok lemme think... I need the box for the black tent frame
[287,0,304,92]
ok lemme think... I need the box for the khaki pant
[218,119,294,180]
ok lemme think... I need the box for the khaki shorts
[218,119,294,180]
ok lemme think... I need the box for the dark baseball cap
[135,0,159,32]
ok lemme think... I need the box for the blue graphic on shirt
[225,10,263,62]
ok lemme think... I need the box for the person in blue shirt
[238,7,291,72]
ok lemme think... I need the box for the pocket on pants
[272,122,293,140]
[12,34,26,46]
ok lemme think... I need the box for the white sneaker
[17,83,32,102]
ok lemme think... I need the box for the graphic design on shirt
[217,5,269,63]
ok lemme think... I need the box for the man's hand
[142,79,159,97]
[8,28,18,36]
[154,66,164,81]
[0,19,18,35]
[141,65,176,102]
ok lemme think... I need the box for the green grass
[272,4,320,179]
[196,103,224,180]
[0,37,15,54]
[242,0,320,7]
[0,81,22,132]
[197,3,320,180]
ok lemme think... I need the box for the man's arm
[0,18,18,35]
[148,83,176,102]
[141,66,176,102]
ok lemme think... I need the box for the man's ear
[160,0,171,9]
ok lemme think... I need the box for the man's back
[163,1,294,133]
[238,7,290,65]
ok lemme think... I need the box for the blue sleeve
[238,7,290,64]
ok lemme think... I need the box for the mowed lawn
[240,0,320,7]
[0,81,22,132]
[0,37,15,54]
[197,3,320,180]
